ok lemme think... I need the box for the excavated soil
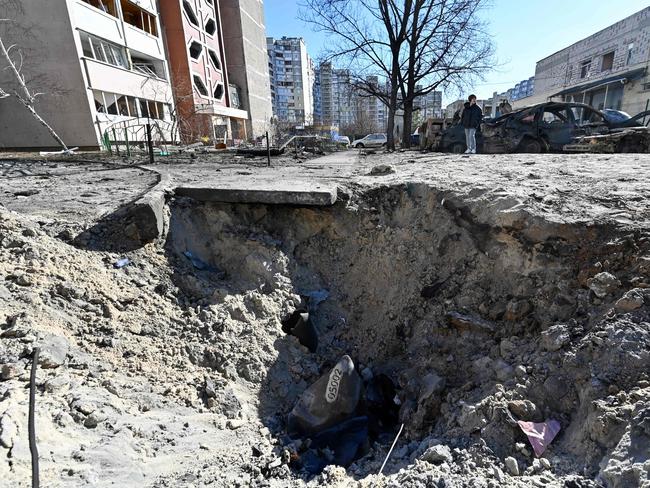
[1,163,649,487]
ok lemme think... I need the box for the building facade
[220,0,273,138]
[267,37,314,125]
[414,90,443,119]
[0,0,176,150]
[159,0,248,143]
[533,7,650,114]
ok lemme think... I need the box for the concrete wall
[220,0,272,138]
[0,0,98,149]
[533,7,650,114]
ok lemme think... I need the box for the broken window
[189,41,203,60]
[183,1,199,26]
[208,49,221,70]
[193,75,209,97]
[541,109,570,125]
[106,93,119,115]
[93,91,106,113]
[120,0,158,36]
[601,51,614,72]
[131,55,163,78]
[580,60,591,79]
[627,43,634,65]
[205,18,217,36]
[79,32,128,69]
[82,0,117,17]
[139,98,150,118]
[116,95,129,116]
[127,96,138,117]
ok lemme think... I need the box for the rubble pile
[1,178,649,487]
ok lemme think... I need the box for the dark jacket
[461,103,483,129]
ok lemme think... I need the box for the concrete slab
[174,181,337,206]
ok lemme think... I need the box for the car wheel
[356,143,364,148]
[520,138,543,153]
[450,142,465,154]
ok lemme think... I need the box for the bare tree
[399,0,493,147]
[0,2,69,151]
[300,0,412,150]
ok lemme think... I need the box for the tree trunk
[402,98,413,149]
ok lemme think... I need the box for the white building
[267,37,314,125]
[414,90,443,119]
[0,0,176,150]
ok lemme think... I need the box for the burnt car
[480,102,650,153]
[438,123,485,153]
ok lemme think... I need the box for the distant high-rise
[266,37,314,125]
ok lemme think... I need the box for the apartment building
[414,90,443,119]
[317,62,355,128]
[267,37,314,125]
[0,0,175,150]
[159,0,248,143]
[533,7,650,114]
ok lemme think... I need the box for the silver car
[351,133,387,148]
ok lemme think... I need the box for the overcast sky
[264,0,650,104]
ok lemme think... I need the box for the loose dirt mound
[1,181,649,487]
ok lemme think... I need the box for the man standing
[461,94,482,154]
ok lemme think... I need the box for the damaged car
[479,102,650,153]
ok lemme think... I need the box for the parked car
[351,133,387,148]
[479,102,649,153]
[334,135,350,147]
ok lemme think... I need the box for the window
[207,49,221,70]
[580,59,591,78]
[183,1,199,26]
[213,82,224,100]
[93,91,106,113]
[139,99,150,117]
[79,32,128,69]
[131,55,163,78]
[627,43,634,65]
[193,75,208,96]
[81,0,117,17]
[205,19,216,36]
[106,93,118,115]
[542,109,570,125]
[189,41,202,60]
[120,0,158,36]
[601,51,614,72]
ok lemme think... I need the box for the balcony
[85,58,172,101]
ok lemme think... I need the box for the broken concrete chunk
[421,444,453,464]
[504,299,532,321]
[504,456,519,476]
[446,312,495,333]
[418,372,445,403]
[508,399,541,422]
[540,324,570,352]
[38,335,70,368]
[587,272,621,298]
[369,164,394,175]
[288,355,361,436]
[614,288,644,313]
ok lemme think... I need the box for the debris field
[0,151,649,487]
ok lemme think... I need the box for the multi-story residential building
[312,68,322,125]
[220,0,273,138]
[0,0,175,150]
[159,0,248,143]
[414,90,443,119]
[267,37,314,125]
[533,7,650,114]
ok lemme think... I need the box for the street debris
[517,420,561,457]
[281,309,318,352]
[113,257,130,269]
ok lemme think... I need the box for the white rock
[504,456,519,476]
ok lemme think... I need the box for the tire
[520,138,543,153]
[356,143,364,148]
[450,142,465,154]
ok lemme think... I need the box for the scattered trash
[517,419,561,457]
[183,251,222,275]
[288,355,362,436]
[113,258,130,269]
[300,416,369,474]
[303,289,329,310]
[378,422,405,474]
[39,147,79,156]
[281,309,318,352]
[369,164,395,175]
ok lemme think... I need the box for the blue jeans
[465,128,476,152]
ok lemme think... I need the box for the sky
[264,0,650,104]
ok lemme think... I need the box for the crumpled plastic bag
[517,419,561,457]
